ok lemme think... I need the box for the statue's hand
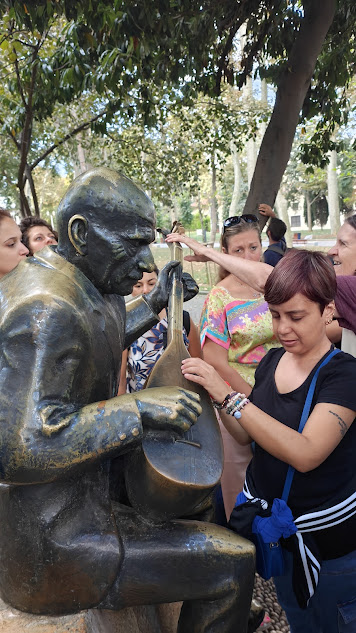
[144,263,199,314]
[182,272,199,302]
[135,387,202,434]
[144,261,179,314]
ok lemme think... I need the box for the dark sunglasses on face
[223,214,259,233]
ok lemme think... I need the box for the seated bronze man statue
[0,168,254,632]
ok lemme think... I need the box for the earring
[325,315,334,325]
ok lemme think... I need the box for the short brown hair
[264,249,336,314]
[19,216,57,255]
[345,214,356,233]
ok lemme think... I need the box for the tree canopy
[0,0,355,216]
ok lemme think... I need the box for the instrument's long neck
[167,241,183,347]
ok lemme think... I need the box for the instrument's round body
[125,337,223,521]
[125,239,223,522]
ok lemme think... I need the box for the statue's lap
[0,598,181,633]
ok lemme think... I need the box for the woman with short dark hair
[178,249,356,633]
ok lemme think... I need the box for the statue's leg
[99,505,255,633]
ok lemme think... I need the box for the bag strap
[267,244,286,257]
[281,348,340,502]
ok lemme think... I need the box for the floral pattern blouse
[126,316,189,392]
[199,286,278,387]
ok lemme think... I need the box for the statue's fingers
[160,260,180,280]
[178,388,200,404]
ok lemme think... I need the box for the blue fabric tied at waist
[234,491,297,542]
[252,498,297,542]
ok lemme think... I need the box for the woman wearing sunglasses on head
[167,213,356,353]
[168,214,279,517]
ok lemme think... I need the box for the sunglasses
[223,214,259,233]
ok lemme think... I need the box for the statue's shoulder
[0,248,103,321]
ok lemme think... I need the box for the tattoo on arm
[329,410,348,438]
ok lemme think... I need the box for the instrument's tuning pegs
[171,221,185,235]
[156,227,170,238]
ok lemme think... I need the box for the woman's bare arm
[166,233,272,293]
[202,339,252,396]
[326,320,342,344]
[181,357,355,472]
[181,356,252,445]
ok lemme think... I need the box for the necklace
[234,278,261,299]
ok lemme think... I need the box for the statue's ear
[68,215,88,256]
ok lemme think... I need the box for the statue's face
[86,210,156,295]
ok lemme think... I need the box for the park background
[0,4,355,632]
[0,1,355,279]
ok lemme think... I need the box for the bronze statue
[0,168,255,632]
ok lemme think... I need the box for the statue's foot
[247,599,265,632]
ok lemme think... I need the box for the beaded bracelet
[211,391,245,410]
[225,394,245,415]
[229,398,251,419]
[211,392,232,410]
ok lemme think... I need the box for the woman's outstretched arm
[166,233,272,293]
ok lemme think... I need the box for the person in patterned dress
[198,216,279,517]
[118,268,201,394]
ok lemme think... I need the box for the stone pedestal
[0,597,181,633]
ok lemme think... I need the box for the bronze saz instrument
[125,239,223,521]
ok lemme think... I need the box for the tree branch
[17,47,39,185]
[0,118,21,151]
[215,21,243,93]
[30,108,110,170]
[14,55,28,110]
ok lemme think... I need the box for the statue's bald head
[56,168,156,294]
[57,167,155,244]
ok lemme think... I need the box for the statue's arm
[0,301,145,484]
[124,295,159,348]
[124,262,199,347]
[0,300,200,485]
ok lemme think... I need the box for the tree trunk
[197,189,207,243]
[260,78,268,139]
[245,77,256,187]
[74,133,88,176]
[243,0,336,225]
[275,187,293,248]
[327,148,340,235]
[25,165,40,216]
[306,192,313,231]
[229,140,242,216]
[18,183,32,218]
[209,152,218,244]
[170,198,179,226]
